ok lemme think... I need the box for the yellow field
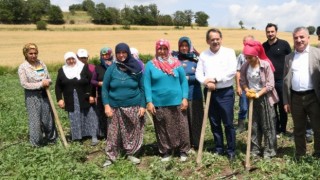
[0,24,318,67]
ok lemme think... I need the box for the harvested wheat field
[0,24,318,67]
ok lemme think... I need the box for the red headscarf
[152,39,180,76]
[243,40,275,72]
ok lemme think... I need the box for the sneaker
[128,155,141,164]
[161,153,171,162]
[91,140,99,146]
[276,134,281,139]
[180,152,188,162]
[103,160,112,167]
[187,149,196,155]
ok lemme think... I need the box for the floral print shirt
[18,60,51,90]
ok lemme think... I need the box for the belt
[291,89,314,96]
[214,86,233,92]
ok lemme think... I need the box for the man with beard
[195,28,237,161]
[262,23,291,137]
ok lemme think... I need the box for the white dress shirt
[195,46,237,89]
[291,45,313,91]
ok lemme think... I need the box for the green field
[1,71,320,179]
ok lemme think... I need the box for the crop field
[1,24,319,67]
[1,25,320,179]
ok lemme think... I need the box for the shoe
[103,160,112,167]
[180,152,188,162]
[161,153,171,162]
[128,155,141,164]
[91,140,99,146]
[306,135,313,143]
[237,120,245,133]
[187,149,196,155]
[227,154,236,162]
[276,134,281,139]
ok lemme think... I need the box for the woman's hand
[147,102,156,115]
[42,79,50,88]
[58,99,65,109]
[138,107,146,118]
[98,81,103,87]
[89,96,95,104]
[104,104,113,118]
[181,98,188,111]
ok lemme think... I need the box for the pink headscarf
[152,39,180,76]
[243,40,275,72]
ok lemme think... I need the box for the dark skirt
[186,99,204,149]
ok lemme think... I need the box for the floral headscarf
[100,47,113,69]
[152,39,180,76]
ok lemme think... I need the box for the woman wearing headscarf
[92,47,114,139]
[55,52,94,142]
[18,43,57,147]
[102,43,145,167]
[172,36,203,150]
[144,39,190,162]
[240,40,278,158]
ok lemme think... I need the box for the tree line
[0,0,210,27]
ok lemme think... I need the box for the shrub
[69,20,75,24]
[36,20,47,30]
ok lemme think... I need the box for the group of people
[18,23,320,167]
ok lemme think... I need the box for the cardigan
[55,65,93,112]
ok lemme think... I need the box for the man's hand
[284,104,291,113]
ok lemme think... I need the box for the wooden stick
[196,90,212,164]
[45,88,68,148]
[245,99,253,170]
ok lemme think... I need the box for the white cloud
[226,0,320,31]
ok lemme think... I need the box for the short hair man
[262,23,292,136]
[283,27,320,158]
[195,28,237,161]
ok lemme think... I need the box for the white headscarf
[62,52,84,80]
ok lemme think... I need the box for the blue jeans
[204,87,236,156]
[238,90,248,121]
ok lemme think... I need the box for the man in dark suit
[283,26,320,158]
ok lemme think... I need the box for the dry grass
[1,24,318,67]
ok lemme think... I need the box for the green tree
[239,20,244,29]
[158,14,173,26]
[107,7,120,24]
[184,10,194,26]
[28,0,50,22]
[120,5,136,25]
[307,26,316,35]
[82,0,95,15]
[194,11,209,27]
[0,0,30,23]
[47,5,65,24]
[91,3,112,24]
[173,11,188,27]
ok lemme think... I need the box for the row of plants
[1,68,320,179]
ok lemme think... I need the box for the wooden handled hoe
[46,88,68,148]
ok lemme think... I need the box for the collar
[294,45,310,54]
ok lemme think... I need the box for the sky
[51,0,320,32]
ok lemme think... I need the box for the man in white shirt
[283,26,320,159]
[195,28,237,161]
